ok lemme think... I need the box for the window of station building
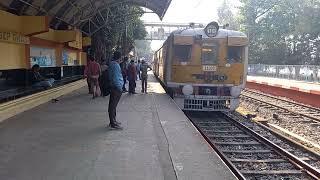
[201,46,218,64]
[227,46,243,63]
[174,45,192,61]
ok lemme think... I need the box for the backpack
[99,68,111,96]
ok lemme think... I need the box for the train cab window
[201,46,218,64]
[174,45,192,61]
[227,46,243,63]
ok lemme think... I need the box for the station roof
[0,0,172,36]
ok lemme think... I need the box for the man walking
[99,60,109,97]
[127,60,137,94]
[140,60,151,93]
[120,57,129,92]
[136,60,141,80]
[108,51,124,130]
[87,58,101,99]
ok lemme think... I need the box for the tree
[239,0,320,65]
[135,40,153,60]
[90,5,147,63]
[217,0,240,30]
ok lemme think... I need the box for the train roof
[171,28,247,38]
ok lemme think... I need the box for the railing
[248,64,320,82]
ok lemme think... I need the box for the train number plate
[203,65,217,72]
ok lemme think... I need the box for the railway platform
[246,76,320,108]
[0,74,236,180]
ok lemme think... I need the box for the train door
[227,36,249,87]
[163,37,173,84]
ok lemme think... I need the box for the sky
[141,0,241,50]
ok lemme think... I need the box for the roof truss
[0,0,172,36]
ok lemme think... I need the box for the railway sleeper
[296,121,315,124]
[230,158,287,163]
[203,130,244,133]
[308,113,320,115]
[196,121,230,124]
[198,125,235,128]
[207,135,251,138]
[240,170,303,175]
[200,127,240,131]
[310,123,320,127]
[281,112,294,116]
[222,150,274,154]
[299,157,314,161]
[214,142,261,145]
[211,137,257,143]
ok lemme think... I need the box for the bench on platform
[0,75,83,104]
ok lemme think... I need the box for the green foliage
[91,5,147,62]
[239,0,320,65]
[217,0,240,30]
[134,40,153,60]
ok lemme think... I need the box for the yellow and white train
[153,21,248,111]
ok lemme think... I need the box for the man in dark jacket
[99,60,109,96]
[127,60,137,94]
[140,60,152,93]
[120,57,129,92]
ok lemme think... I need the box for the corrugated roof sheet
[0,0,172,36]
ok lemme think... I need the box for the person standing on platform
[136,60,141,80]
[140,60,152,93]
[84,56,92,94]
[99,60,109,97]
[108,51,124,130]
[87,58,101,99]
[127,60,137,94]
[120,57,129,93]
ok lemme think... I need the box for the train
[153,21,248,111]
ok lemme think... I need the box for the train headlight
[230,86,242,97]
[205,88,211,95]
[218,75,227,81]
[182,85,194,95]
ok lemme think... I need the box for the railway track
[241,89,320,123]
[186,112,320,180]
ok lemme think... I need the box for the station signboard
[0,31,30,44]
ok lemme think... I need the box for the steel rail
[185,113,246,180]
[244,89,320,112]
[224,112,320,179]
[241,91,320,123]
[232,112,320,158]
[186,112,320,179]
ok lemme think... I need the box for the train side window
[174,45,192,61]
[201,46,218,64]
[227,46,243,63]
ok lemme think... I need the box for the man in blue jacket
[108,51,124,130]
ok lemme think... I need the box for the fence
[248,64,320,82]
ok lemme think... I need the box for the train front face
[168,22,249,111]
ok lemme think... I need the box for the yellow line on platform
[0,80,86,123]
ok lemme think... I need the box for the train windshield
[227,46,243,63]
[201,46,218,64]
[174,45,192,62]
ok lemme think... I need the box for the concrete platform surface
[247,76,320,94]
[0,74,236,180]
